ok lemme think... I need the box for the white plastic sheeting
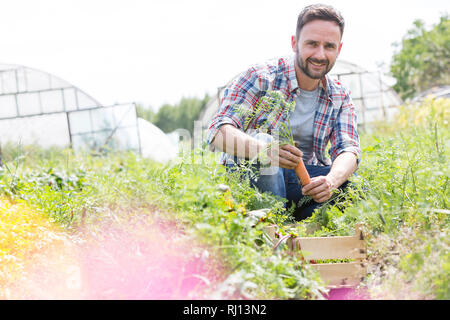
[412,85,450,102]
[0,113,70,148]
[0,63,104,148]
[0,64,100,117]
[0,63,180,163]
[137,118,178,163]
[68,103,141,153]
[329,61,402,126]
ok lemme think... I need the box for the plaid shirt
[206,55,361,167]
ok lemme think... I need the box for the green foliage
[234,90,296,147]
[0,143,327,299]
[368,223,449,300]
[390,14,450,100]
[132,151,326,299]
[397,226,449,299]
[137,94,210,134]
[235,90,295,136]
[292,98,450,299]
[1,98,448,299]
[136,104,156,123]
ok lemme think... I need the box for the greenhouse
[0,63,177,163]
[198,59,403,130]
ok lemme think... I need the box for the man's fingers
[301,176,333,203]
[303,185,327,196]
[278,148,301,165]
[269,144,303,169]
[278,157,298,169]
[312,190,331,202]
[302,176,326,193]
[268,148,295,168]
[281,144,303,158]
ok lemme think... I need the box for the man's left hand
[301,176,336,203]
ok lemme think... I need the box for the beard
[295,53,335,80]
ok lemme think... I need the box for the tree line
[390,13,449,100]
[136,94,210,135]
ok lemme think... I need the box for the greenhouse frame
[0,64,142,154]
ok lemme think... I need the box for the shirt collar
[286,56,299,94]
[286,55,331,97]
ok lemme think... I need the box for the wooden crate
[265,224,367,288]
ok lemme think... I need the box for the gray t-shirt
[289,88,319,162]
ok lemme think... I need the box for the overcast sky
[2,0,448,109]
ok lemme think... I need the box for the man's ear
[337,42,343,56]
[291,35,298,53]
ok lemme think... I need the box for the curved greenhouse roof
[0,63,179,163]
[412,85,450,102]
[198,59,403,129]
[0,63,101,117]
[0,63,140,153]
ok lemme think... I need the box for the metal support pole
[134,103,143,155]
[358,73,367,130]
[378,70,387,121]
[66,111,73,149]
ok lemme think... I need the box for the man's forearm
[327,152,358,189]
[210,124,266,159]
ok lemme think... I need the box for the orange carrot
[295,158,310,186]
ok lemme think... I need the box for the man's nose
[312,46,326,60]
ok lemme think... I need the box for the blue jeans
[227,162,350,221]
[225,133,351,220]
[256,165,352,220]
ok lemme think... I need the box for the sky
[1,0,448,110]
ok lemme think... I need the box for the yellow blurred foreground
[0,198,81,299]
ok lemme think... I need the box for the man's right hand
[268,144,303,169]
[211,125,303,169]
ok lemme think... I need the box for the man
[206,4,361,220]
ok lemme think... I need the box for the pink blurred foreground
[10,215,221,300]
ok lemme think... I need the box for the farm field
[0,98,448,300]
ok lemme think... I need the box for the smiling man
[207,4,361,220]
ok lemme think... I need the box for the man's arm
[211,124,265,160]
[211,124,303,169]
[301,151,358,203]
[327,151,358,189]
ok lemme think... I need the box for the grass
[0,97,448,299]
[0,198,73,298]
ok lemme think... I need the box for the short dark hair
[296,4,345,39]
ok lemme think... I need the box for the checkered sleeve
[328,88,361,167]
[206,67,263,147]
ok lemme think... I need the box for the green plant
[390,14,450,100]
[234,90,312,185]
[1,98,448,299]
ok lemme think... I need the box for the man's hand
[302,152,358,203]
[301,175,336,203]
[268,144,303,169]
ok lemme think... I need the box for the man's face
[292,19,343,80]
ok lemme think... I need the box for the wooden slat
[263,225,277,245]
[311,262,367,287]
[263,224,368,287]
[264,224,367,259]
[293,236,366,261]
